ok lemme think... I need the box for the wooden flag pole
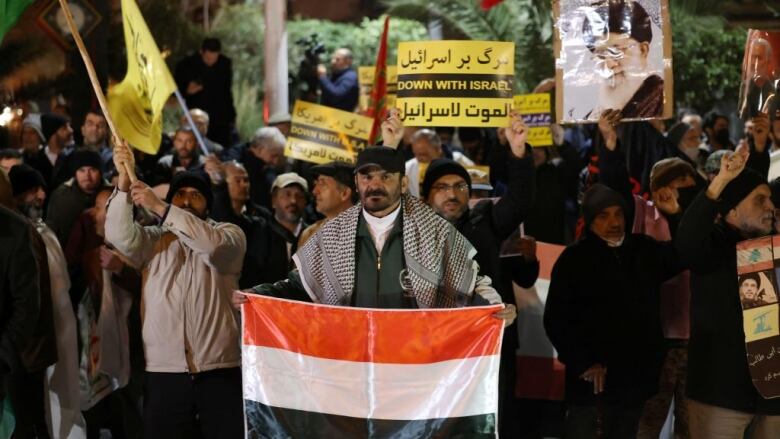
[56,0,137,183]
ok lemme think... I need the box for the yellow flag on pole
[107,0,175,155]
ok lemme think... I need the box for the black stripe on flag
[245,400,496,439]
[396,73,514,99]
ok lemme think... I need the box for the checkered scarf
[292,195,478,308]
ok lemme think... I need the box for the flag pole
[174,89,211,156]
[56,0,137,183]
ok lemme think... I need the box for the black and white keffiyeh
[292,195,479,308]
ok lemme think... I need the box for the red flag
[368,16,390,145]
[480,0,503,10]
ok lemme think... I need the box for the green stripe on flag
[1,0,34,44]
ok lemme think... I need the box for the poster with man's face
[738,30,780,122]
[553,0,673,123]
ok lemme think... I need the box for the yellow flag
[107,0,176,154]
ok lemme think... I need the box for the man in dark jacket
[544,183,681,438]
[676,144,780,437]
[26,113,76,196]
[223,127,285,209]
[174,38,236,148]
[317,48,359,112]
[421,112,535,437]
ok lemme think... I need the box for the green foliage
[670,6,746,113]
[384,0,554,92]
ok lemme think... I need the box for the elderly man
[224,127,286,209]
[107,142,246,438]
[317,47,360,112]
[298,161,357,246]
[676,145,780,437]
[180,108,224,155]
[46,150,109,246]
[740,37,777,120]
[581,0,663,119]
[234,113,515,323]
[405,129,473,197]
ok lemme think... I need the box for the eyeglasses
[591,43,639,62]
[431,183,469,193]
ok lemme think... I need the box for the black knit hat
[719,168,767,214]
[69,149,102,177]
[421,158,472,199]
[40,113,68,142]
[582,183,627,226]
[166,171,213,210]
[8,164,46,197]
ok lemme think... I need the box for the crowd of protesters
[1,34,780,439]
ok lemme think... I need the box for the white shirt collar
[362,204,401,252]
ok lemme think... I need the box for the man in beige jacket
[106,142,246,439]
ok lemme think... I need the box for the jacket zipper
[376,253,381,306]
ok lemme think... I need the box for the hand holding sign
[597,109,622,151]
[381,109,404,149]
[506,111,528,158]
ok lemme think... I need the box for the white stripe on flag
[242,345,499,421]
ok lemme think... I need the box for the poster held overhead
[738,30,780,122]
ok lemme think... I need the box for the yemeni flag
[367,15,390,145]
[1,0,34,43]
[513,241,567,400]
[242,295,503,437]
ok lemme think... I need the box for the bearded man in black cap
[27,112,76,193]
[235,110,515,321]
[45,149,110,246]
[676,145,780,437]
[544,182,682,438]
[106,141,247,439]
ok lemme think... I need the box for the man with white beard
[581,0,664,119]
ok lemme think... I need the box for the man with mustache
[581,0,664,119]
[106,141,247,438]
[676,144,780,437]
[234,110,515,319]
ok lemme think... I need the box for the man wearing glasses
[581,0,664,119]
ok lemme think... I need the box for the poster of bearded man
[738,30,780,122]
[553,0,673,123]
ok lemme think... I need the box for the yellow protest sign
[514,94,553,147]
[359,66,397,112]
[285,100,373,165]
[107,0,176,155]
[396,41,514,127]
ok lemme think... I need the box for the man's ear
[639,42,650,57]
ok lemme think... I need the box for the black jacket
[319,68,359,112]
[211,184,303,289]
[26,146,74,196]
[676,192,780,414]
[174,53,236,128]
[0,207,41,376]
[544,231,680,406]
[224,143,277,209]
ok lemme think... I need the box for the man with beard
[106,141,246,438]
[298,162,356,247]
[703,111,734,152]
[420,111,534,436]
[676,145,780,437]
[154,128,205,185]
[581,0,664,119]
[27,113,76,194]
[46,150,110,247]
[317,48,359,112]
[234,113,515,322]
[80,110,112,174]
[740,38,778,121]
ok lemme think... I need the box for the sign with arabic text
[285,101,373,165]
[359,66,398,112]
[514,94,553,147]
[396,41,515,127]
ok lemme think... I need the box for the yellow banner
[285,100,373,165]
[514,94,553,147]
[396,41,514,127]
[107,0,176,155]
[358,66,397,112]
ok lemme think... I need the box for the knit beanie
[166,170,213,210]
[22,114,45,143]
[719,168,767,214]
[40,113,68,142]
[421,158,472,199]
[69,150,102,177]
[8,164,46,197]
[582,183,626,226]
[666,122,692,149]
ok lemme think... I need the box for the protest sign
[396,40,514,127]
[514,94,553,147]
[241,295,503,437]
[553,0,673,123]
[359,65,398,112]
[736,236,780,398]
[285,100,373,165]
[738,30,780,122]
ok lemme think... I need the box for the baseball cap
[354,146,405,175]
[271,172,308,193]
[311,161,355,191]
